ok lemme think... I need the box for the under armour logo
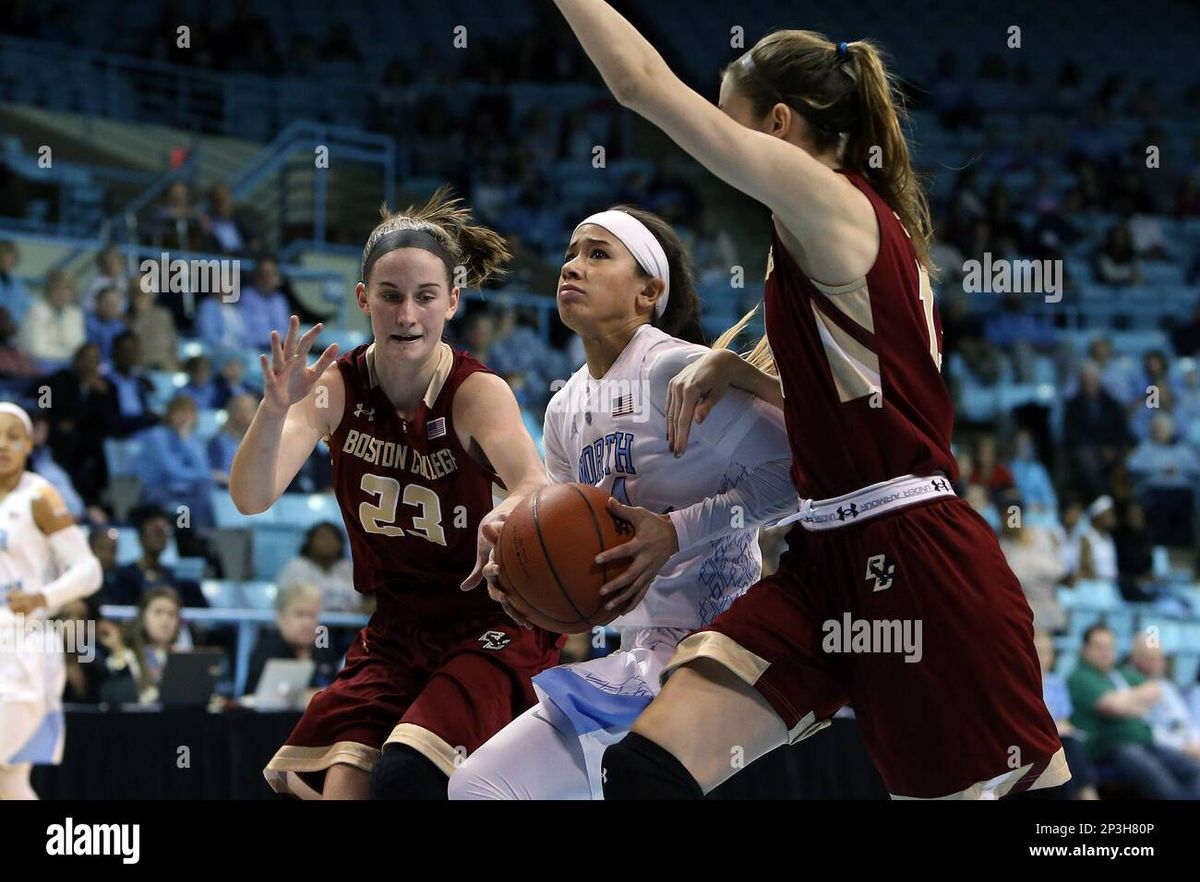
[930,478,950,492]
[601,767,607,785]
[836,503,859,521]
[478,630,511,651]
[865,554,896,592]
[354,403,375,421]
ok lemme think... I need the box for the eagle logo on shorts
[478,630,511,651]
[865,554,895,592]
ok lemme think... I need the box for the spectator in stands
[1128,350,1175,440]
[82,246,129,311]
[179,354,218,409]
[1113,500,1160,603]
[0,305,40,380]
[1175,175,1200,218]
[98,587,187,705]
[135,395,217,539]
[107,505,178,607]
[1128,632,1200,762]
[85,285,128,366]
[968,433,1016,498]
[998,495,1068,632]
[107,331,160,438]
[89,526,122,606]
[148,181,204,252]
[20,268,85,368]
[208,392,256,486]
[126,278,178,371]
[1092,223,1144,286]
[212,353,254,409]
[1083,335,1138,405]
[1068,624,1200,799]
[1063,362,1133,498]
[27,410,90,523]
[275,521,359,613]
[964,482,1000,532]
[1175,360,1200,447]
[234,255,291,349]
[212,0,277,72]
[200,182,261,255]
[38,342,115,504]
[939,290,1002,388]
[196,288,248,358]
[0,240,31,325]
[1170,294,1200,357]
[463,311,496,362]
[1078,495,1120,582]
[58,596,106,704]
[1127,412,1199,546]
[1034,631,1099,799]
[982,297,1057,382]
[244,582,340,702]
[1058,496,1087,582]
[1007,430,1058,513]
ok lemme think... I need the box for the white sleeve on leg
[449,703,591,800]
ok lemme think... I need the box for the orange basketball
[495,483,634,634]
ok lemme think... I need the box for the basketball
[495,483,635,633]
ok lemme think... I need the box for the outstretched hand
[259,315,340,414]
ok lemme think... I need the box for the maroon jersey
[329,342,497,612]
[763,168,958,499]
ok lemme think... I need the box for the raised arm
[7,484,101,616]
[230,316,341,515]
[553,0,876,282]
[454,371,550,598]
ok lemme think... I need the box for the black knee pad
[602,732,703,800]
[370,745,449,800]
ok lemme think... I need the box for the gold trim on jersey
[809,301,881,403]
[890,746,1071,800]
[660,631,771,688]
[262,741,382,794]
[384,722,461,777]
[365,341,454,409]
[817,281,874,332]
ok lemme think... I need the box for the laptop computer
[157,648,225,707]
[253,658,316,710]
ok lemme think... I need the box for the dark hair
[361,185,511,289]
[130,504,171,534]
[299,521,346,561]
[130,586,183,692]
[113,330,139,350]
[722,30,934,273]
[1082,623,1113,646]
[605,204,705,345]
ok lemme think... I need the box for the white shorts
[0,618,66,766]
[530,626,690,799]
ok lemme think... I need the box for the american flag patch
[611,394,635,417]
[426,417,447,440]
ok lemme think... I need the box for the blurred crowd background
[2,0,1200,798]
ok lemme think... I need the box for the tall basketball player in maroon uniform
[554,1,1068,799]
[231,188,562,799]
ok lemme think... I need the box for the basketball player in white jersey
[0,402,102,799]
[450,207,797,799]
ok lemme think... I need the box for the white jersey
[0,472,57,622]
[0,471,66,766]
[542,324,790,630]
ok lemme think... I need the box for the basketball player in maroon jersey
[555,1,1068,799]
[231,188,562,799]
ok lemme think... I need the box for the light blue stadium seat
[1174,654,1200,688]
[103,437,145,479]
[240,580,278,611]
[200,579,242,608]
[211,488,277,529]
[1073,579,1122,610]
[147,371,182,409]
[252,527,301,582]
[273,493,340,530]
[195,408,224,441]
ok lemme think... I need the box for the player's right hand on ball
[260,315,340,414]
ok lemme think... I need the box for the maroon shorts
[663,497,1069,798]
[264,588,563,795]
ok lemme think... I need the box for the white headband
[0,402,33,438]
[574,210,671,318]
